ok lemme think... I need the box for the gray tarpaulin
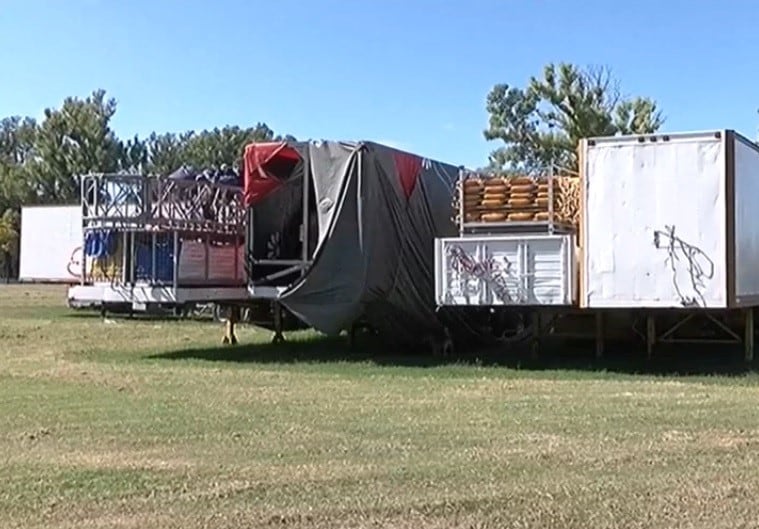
[243,140,461,345]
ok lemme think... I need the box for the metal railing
[80,173,246,234]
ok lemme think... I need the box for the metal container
[434,233,576,306]
[581,130,759,309]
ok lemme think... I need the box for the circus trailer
[67,172,249,316]
[242,140,481,349]
[19,205,83,284]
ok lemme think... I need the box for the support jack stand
[272,302,285,345]
[222,306,239,345]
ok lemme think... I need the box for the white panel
[584,133,727,308]
[19,205,82,282]
[733,135,759,303]
[435,234,574,306]
[67,285,249,307]
[208,244,240,281]
[177,241,245,284]
[177,240,207,281]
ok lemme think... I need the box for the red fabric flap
[243,142,301,206]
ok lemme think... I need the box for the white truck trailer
[19,205,83,284]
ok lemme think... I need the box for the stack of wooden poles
[453,175,581,228]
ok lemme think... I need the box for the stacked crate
[454,174,581,229]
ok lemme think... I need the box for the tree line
[0,61,664,278]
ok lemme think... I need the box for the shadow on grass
[147,331,759,378]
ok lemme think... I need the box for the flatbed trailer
[67,173,250,319]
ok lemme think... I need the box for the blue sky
[1,0,758,168]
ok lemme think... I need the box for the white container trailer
[581,130,759,310]
[19,205,82,283]
[434,233,576,306]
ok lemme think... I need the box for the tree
[141,124,289,176]
[28,89,122,202]
[182,124,276,170]
[484,63,664,173]
[142,131,191,175]
[0,116,38,166]
[118,134,149,172]
[0,209,19,280]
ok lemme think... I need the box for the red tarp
[392,151,422,200]
[243,142,302,206]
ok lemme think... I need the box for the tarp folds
[244,140,461,345]
[243,142,302,206]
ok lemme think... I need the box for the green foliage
[27,89,123,202]
[484,63,665,173]
[0,209,19,276]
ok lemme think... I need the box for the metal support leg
[349,322,358,349]
[272,302,285,344]
[222,306,239,346]
[531,311,541,358]
[745,308,754,363]
[646,313,655,359]
[595,311,604,359]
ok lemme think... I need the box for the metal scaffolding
[75,173,246,289]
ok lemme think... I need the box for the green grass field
[2,285,759,528]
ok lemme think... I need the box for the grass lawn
[2,284,759,528]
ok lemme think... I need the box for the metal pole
[81,237,87,286]
[130,232,136,285]
[356,147,363,251]
[301,146,310,272]
[93,175,98,223]
[80,175,86,224]
[80,175,87,286]
[121,231,128,284]
[204,233,210,282]
[151,232,157,283]
[548,163,555,235]
[173,231,179,290]
[458,167,465,234]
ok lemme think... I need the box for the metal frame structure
[456,164,579,238]
[69,173,249,312]
[80,173,245,234]
[246,150,322,298]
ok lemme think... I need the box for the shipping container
[19,205,82,283]
[580,130,759,309]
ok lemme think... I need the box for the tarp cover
[243,140,460,345]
